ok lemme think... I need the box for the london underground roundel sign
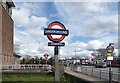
[44,21,69,43]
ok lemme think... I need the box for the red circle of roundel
[47,21,66,42]
[106,46,114,53]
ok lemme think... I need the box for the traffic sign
[107,53,112,56]
[107,56,113,60]
[44,21,69,43]
[48,42,65,46]
[106,46,114,53]
[44,53,49,59]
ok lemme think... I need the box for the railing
[70,65,120,82]
[1,64,52,71]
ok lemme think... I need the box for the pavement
[64,67,119,83]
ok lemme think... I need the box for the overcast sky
[13,0,119,58]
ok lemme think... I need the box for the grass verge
[2,73,71,83]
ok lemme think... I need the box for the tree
[34,56,39,64]
[39,57,43,64]
[29,58,34,64]
[48,57,54,66]
[20,58,25,64]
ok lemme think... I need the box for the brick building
[0,0,17,69]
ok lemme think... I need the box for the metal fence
[1,64,52,71]
[1,64,64,74]
[70,65,120,82]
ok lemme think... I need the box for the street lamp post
[75,45,76,58]
[38,41,40,64]
[74,45,76,64]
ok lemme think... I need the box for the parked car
[95,62,107,68]
[88,61,96,65]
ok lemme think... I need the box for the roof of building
[13,53,21,58]
[7,0,15,7]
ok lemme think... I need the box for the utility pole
[38,41,40,64]
[75,45,76,58]
[75,45,76,64]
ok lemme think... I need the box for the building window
[6,2,9,13]
[7,55,9,64]
[4,55,6,64]
[1,1,12,16]
[9,7,12,15]
[10,56,12,64]
[0,55,1,64]
[14,57,16,64]
[1,1,15,16]
[0,0,2,3]
[6,2,12,16]
[1,2,6,10]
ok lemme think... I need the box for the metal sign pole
[54,46,59,83]
[109,61,112,83]
[106,43,114,83]
[46,58,47,68]
[46,58,47,65]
